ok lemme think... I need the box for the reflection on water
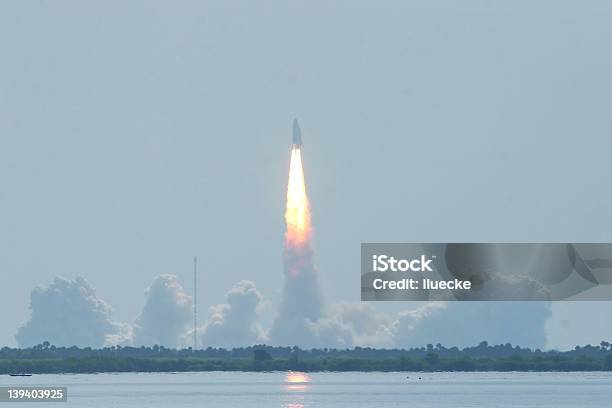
[285,371,310,391]
[6,371,612,408]
[286,372,309,385]
[285,371,309,407]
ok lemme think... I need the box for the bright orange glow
[285,371,310,392]
[286,371,310,384]
[285,147,311,247]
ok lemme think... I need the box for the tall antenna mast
[193,256,198,350]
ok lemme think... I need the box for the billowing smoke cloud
[200,281,266,348]
[330,302,395,348]
[15,276,127,348]
[327,301,551,349]
[270,314,351,349]
[269,241,326,346]
[269,303,391,349]
[266,300,550,349]
[14,275,551,350]
[132,274,192,348]
[391,301,551,348]
[297,251,554,349]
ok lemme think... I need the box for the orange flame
[285,147,311,247]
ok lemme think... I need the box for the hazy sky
[1,1,612,348]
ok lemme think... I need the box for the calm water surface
[3,371,612,407]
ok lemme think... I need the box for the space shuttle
[292,118,302,148]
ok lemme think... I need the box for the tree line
[2,341,612,373]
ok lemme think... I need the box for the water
[3,371,612,407]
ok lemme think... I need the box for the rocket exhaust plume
[282,120,321,312]
[285,137,310,250]
[270,120,323,343]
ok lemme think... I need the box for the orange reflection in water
[285,371,310,392]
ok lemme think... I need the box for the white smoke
[200,281,266,348]
[132,274,193,348]
[381,268,553,348]
[269,235,326,346]
[391,301,551,348]
[266,239,551,348]
[338,301,551,349]
[264,240,553,349]
[307,301,550,349]
[15,276,127,348]
[267,243,551,348]
[274,244,323,318]
[330,302,395,348]
[264,299,550,349]
[14,272,550,350]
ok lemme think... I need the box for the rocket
[292,118,303,147]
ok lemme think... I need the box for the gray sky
[1,0,612,348]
